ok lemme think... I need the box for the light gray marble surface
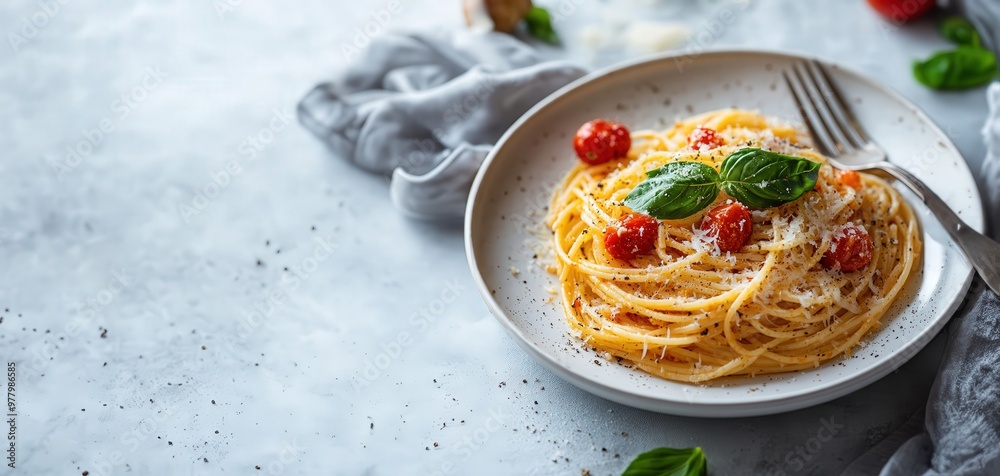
[0,0,990,475]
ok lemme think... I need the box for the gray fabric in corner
[983,83,1000,233]
[297,30,586,221]
[844,2,1000,472]
[949,0,1000,53]
[880,280,1000,475]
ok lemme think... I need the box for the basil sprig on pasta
[622,161,721,220]
[624,148,820,219]
[719,148,822,208]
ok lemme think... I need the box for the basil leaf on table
[940,16,980,47]
[719,148,821,209]
[621,447,707,476]
[913,46,998,90]
[524,6,559,44]
[624,162,721,220]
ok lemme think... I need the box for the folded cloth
[842,2,1000,472]
[844,85,1000,476]
[298,30,586,220]
[879,280,1000,475]
[984,84,1000,232]
[951,0,1000,56]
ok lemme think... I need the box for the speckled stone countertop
[0,0,990,474]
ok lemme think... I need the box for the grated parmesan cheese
[623,21,691,53]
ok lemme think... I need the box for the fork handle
[879,161,1000,296]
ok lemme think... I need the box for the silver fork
[783,60,1000,296]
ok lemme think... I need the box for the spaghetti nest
[547,109,921,382]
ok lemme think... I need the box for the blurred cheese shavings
[580,21,691,54]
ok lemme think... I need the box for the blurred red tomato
[867,0,935,22]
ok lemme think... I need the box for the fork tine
[804,61,869,149]
[792,62,854,154]
[783,70,838,157]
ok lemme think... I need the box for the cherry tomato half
[603,213,658,261]
[573,120,631,165]
[687,126,725,151]
[700,202,753,253]
[822,225,874,271]
[836,169,863,190]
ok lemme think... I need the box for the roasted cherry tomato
[822,225,874,271]
[836,169,862,190]
[700,202,753,253]
[687,126,725,150]
[867,0,934,22]
[603,213,658,261]
[573,119,631,165]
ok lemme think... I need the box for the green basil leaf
[624,162,721,220]
[719,148,820,209]
[621,447,707,476]
[524,6,559,45]
[940,16,980,47]
[913,46,998,90]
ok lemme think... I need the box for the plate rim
[464,48,984,417]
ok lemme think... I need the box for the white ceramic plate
[464,50,984,417]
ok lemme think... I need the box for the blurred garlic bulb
[463,0,533,33]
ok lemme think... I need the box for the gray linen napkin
[952,0,1000,59]
[297,30,585,221]
[847,89,1000,475]
[867,81,1000,476]
[841,1,1000,473]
